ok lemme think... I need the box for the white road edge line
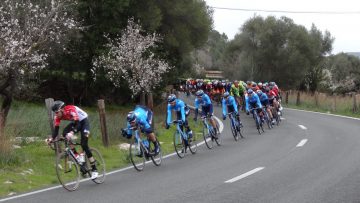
[296,139,308,147]
[225,167,265,183]
[298,125,307,130]
[285,108,360,121]
[0,105,224,202]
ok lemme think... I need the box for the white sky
[205,0,360,54]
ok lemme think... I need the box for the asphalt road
[2,93,360,203]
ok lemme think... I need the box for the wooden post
[314,91,319,107]
[147,92,155,130]
[45,98,55,135]
[296,91,301,106]
[97,100,109,147]
[140,91,146,106]
[352,92,358,113]
[285,91,289,104]
[332,93,336,112]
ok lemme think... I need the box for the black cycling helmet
[167,94,177,103]
[223,92,230,98]
[195,90,204,97]
[51,100,65,112]
[127,111,136,122]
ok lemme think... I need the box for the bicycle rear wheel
[150,140,162,166]
[214,125,221,146]
[174,131,186,158]
[264,111,272,129]
[88,148,106,184]
[188,132,197,154]
[56,152,80,191]
[129,139,145,171]
[203,126,214,149]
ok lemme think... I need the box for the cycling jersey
[126,105,153,135]
[245,93,263,112]
[258,93,270,106]
[166,99,190,125]
[54,105,88,127]
[222,96,238,117]
[194,94,212,108]
[230,84,245,97]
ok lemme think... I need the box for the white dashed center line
[296,139,308,147]
[225,167,265,183]
[298,125,307,130]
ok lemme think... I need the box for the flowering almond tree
[93,18,172,97]
[0,0,79,137]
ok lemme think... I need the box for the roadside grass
[0,100,202,198]
[284,91,360,118]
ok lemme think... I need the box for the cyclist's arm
[166,104,172,125]
[52,117,61,139]
[126,122,133,135]
[245,96,250,112]
[222,98,227,117]
[194,99,199,119]
[180,105,186,123]
[256,95,263,109]
[231,97,238,114]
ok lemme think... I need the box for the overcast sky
[205,0,360,54]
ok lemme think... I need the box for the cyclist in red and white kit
[48,100,98,179]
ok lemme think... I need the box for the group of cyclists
[47,79,283,187]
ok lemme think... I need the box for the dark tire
[150,140,162,166]
[88,148,106,184]
[174,131,185,158]
[56,152,80,191]
[203,126,214,149]
[188,132,197,154]
[230,119,239,141]
[129,139,145,171]
[264,111,272,129]
[214,125,221,146]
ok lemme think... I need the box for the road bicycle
[201,115,221,149]
[250,107,265,134]
[53,137,105,191]
[129,128,162,171]
[228,112,244,141]
[171,120,197,158]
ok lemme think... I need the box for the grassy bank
[284,91,360,118]
[0,101,202,197]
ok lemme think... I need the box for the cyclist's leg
[63,123,77,153]
[79,119,97,171]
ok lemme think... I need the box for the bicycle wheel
[188,130,197,154]
[56,151,80,191]
[230,119,239,141]
[255,114,261,135]
[88,148,106,184]
[264,111,272,129]
[129,139,145,171]
[203,126,214,149]
[150,140,162,166]
[173,131,186,158]
[214,125,221,146]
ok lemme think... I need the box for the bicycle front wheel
[88,148,106,184]
[174,131,186,158]
[150,140,162,166]
[203,126,214,149]
[56,152,80,191]
[230,119,239,141]
[129,139,145,171]
[188,132,197,154]
[214,124,221,146]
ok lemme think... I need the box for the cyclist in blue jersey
[256,90,275,125]
[121,105,159,156]
[194,90,218,136]
[222,92,243,129]
[245,89,263,116]
[165,94,193,140]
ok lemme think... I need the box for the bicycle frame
[173,121,188,142]
[133,129,151,155]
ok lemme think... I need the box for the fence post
[45,98,55,135]
[285,91,289,104]
[353,92,358,113]
[296,91,301,106]
[314,91,319,107]
[97,99,109,147]
[147,92,155,129]
[332,94,336,112]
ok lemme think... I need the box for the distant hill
[347,52,360,58]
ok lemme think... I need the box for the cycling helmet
[127,111,136,122]
[258,82,263,87]
[234,80,239,84]
[195,90,204,97]
[167,94,176,103]
[256,90,263,95]
[269,82,275,86]
[252,82,257,88]
[223,92,230,98]
[51,100,65,112]
[247,89,254,95]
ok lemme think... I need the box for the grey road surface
[2,93,360,203]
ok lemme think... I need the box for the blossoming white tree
[93,18,172,97]
[0,0,80,137]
